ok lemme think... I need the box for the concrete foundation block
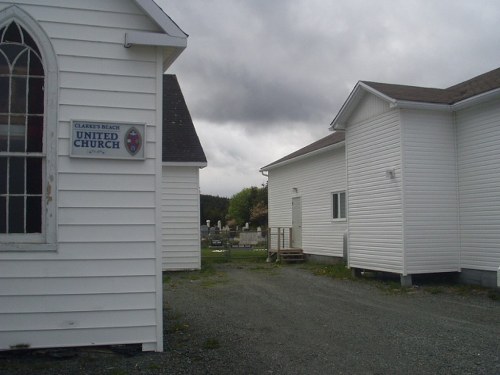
[459,268,498,288]
[400,274,413,287]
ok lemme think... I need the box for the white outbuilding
[0,0,187,351]
[264,67,500,287]
[260,132,346,261]
[161,74,206,271]
[331,67,500,287]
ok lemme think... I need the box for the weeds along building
[0,0,189,351]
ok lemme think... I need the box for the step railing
[267,227,302,262]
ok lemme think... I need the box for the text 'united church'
[73,123,120,149]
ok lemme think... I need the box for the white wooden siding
[161,166,201,271]
[456,98,500,271]
[348,92,390,125]
[400,109,460,274]
[0,0,162,351]
[346,107,404,273]
[268,146,346,257]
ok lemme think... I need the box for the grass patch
[248,263,281,273]
[202,247,268,264]
[373,279,411,295]
[200,261,218,275]
[148,363,162,370]
[170,321,190,333]
[200,276,228,288]
[203,338,220,350]
[427,286,444,295]
[170,261,228,288]
[162,273,171,284]
[305,262,353,280]
[487,290,500,301]
[455,284,486,296]
[108,369,128,375]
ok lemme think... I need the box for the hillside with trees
[200,184,268,229]
[227,185,268,228]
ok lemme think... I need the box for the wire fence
[201,229,268,262]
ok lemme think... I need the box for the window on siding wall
[332,191,346,219]
[0,20,48,244]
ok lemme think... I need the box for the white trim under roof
[452,87,500,111]
[125,31,187,48]
[390,100,451,112]
[134,0,188,38]
[261,141,345,172]
[163,161,207,168]
[330,82,397,130]
[331,80,500,131]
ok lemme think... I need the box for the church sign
[70,120,146,160]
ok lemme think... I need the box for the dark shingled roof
[362,67,500,105]
[162,75,207,163]
[262,131,344,170]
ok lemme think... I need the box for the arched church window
[0,20,45,234]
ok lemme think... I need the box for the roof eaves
[163,161,207,168]
[452,87,500,111]
[134,0,188,38]
[261,140,345,172]
[127,0,187,60]
[390,100,452,112]
[330,82,396,130]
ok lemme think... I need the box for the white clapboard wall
[161,166,202,271]
[0,0,164,351]
[268,146,346,257]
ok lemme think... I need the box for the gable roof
[261,131,344,171]
[134,0,187,39]
[332,67,500,129]
[162,75,207,165]
[128,1,188,69]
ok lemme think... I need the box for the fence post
[225,229,231,262]
[266,227,272,263]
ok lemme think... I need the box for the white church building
[0,0,189,352]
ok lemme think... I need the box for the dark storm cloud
[182,63,333,125]
[163,0,500,128]
[162,0,345,128]
[157,0,500,196]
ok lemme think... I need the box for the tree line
[200,184,268,229]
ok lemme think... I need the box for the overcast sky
[156,0,500,197]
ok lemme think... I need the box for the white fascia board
[391,100,451,112]
[330,82,396,130]
[359,82,397,103]
[125,31,187,48]
[134,0,187,38]
[452,88,500,111]
[162,161,207,169]
[261,141,345,172]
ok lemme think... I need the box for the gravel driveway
[1,262,499,374]
[163,263,500,375]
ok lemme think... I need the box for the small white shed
[261,132,346,260]
[331,67,500,287]
[0,0,187,351]
[161,75,206,271]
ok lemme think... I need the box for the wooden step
[278,248,304,263]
